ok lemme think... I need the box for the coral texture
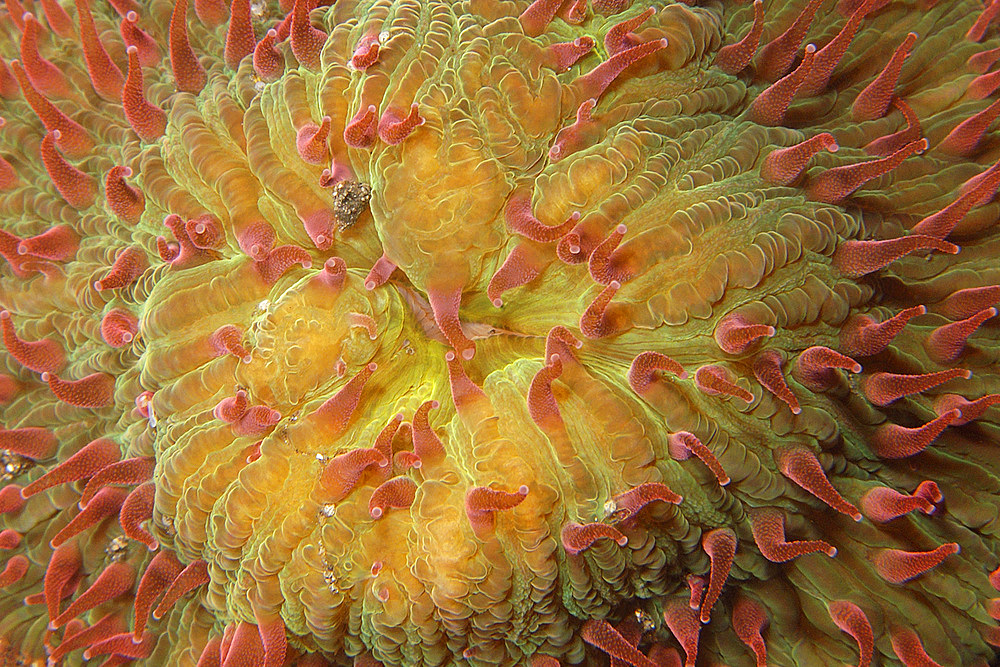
[0,0,999,665]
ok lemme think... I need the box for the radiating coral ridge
[1,0,1000,665]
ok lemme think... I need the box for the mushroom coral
[0,0,999,665]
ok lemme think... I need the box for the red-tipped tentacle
[40,131,98,208]
[777,448,861,520]
[872,543,960,584]
[870,410,961,459]
[852,33,917,120]
[668,431,730,486]
[748,507,837,562]
[74,0,125,101]
[749,44,816,126]
[42,371,116,409]
[123,46,167,141]
[695,365,754,403]
[700,528,737,623]
[465,485,528,537]
[715,0,764,75]
[925,307,996,363]
[561,521,627,555]
[628,351,687,394]
[761,133,838,186]
[828,601,874,667]
[752,350,801,414]
[580,619,656,667]
[860,485,935,522]
[862,369,970,407]
[832,235,957,278]
[169,0,207,93]
[809,138,927,203]
[225,0,255,69]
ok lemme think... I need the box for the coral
[0,0,999,665]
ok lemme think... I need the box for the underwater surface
[1,0,1000,664]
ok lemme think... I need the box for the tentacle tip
[370,508,383,519]
[852,512,863,522]
[491,297,503,308]
[518,484,529,495]
[616,535,628,546]
[850,363,862,373]
[461,346,475,360]
[827,546,838,557]
[791,406,802,415]
[720,476,732,486]
[364,280,376,290]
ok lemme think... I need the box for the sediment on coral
[0,0,999,665]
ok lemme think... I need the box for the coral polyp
[1,0,1000,665]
